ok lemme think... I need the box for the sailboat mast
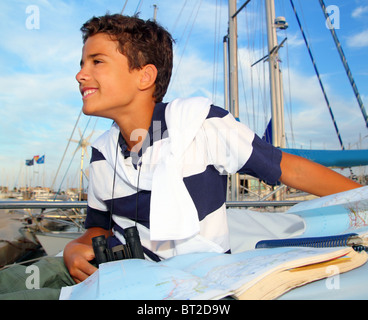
[223,35,229,112]
[228,0,239,121]
[265,0,286,148]
[228,0,240,201]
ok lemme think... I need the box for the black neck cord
[109,136,142,230]
[108,138,120,230]
[135,161,142,226]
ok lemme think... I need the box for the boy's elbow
[279,151,305,185]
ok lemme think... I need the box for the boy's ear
[139,64,157,91]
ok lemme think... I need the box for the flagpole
[43,154,45,187]
[43,154,46,188]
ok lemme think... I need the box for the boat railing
[0,200,300,210]
[0,201,88,210]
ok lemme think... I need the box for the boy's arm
[63,227,111,283]
[279,151,362,197]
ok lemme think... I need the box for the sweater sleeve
[203,105,282,185]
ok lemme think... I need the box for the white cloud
[157,0,228,37]
[0,66,85,187]
[0,4,82,74]
[285,32,305,48]
[282,66,368,150]
[347,29,368,47]
[352,6,368,18]
[167,50,216,100]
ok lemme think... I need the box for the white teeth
[83,89,96,97]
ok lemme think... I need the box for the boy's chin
[82,108,92,116]
[82,105,113,121]
[82,104,98,116]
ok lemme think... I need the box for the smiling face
[76,33,142,119]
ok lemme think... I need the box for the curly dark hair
[81,14,174,103]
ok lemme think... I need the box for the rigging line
[212,0,218,102]
[134,0,143,15]
[212,0,223,103]
[168,0,203,95]
[259,0,268,126]
[232,0,252,19]
[297,0,313,53]
[239,57,251,127]
[172,1,195,56]
[280,0,295,148]
[53,140,79,200]
[181,0,203,56]
[256,0,269,132]
[121,0,128,14]
[284,30,296,148]
[245,2,254,130]
[80,114,93,138]
[171,0,188,34]
[248,0,267,133]
[236,0,250,126]
[168,1,196,92]
[318,0,368,128]
[244,3,254,129]
[289,0,345,150]
[54,116,93,198]
[51,108,82,190]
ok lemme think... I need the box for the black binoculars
[92,226,145,267]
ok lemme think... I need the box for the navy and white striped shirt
[85,100,282,261]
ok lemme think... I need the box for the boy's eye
[93,59,102,65]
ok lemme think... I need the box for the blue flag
[25,159,34,166]
[37,155,45,164]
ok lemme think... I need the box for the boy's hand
[63,227,111,283]
[63,241,97,283]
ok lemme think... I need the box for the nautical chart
[346,198,368,230]
[60,186,368,300]
[59,247,348,300]
[287,186,368,236]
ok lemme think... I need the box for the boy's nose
[76,68,89,83]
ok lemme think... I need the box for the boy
[63,13,361,284]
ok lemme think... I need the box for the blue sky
[0,0,367,190]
